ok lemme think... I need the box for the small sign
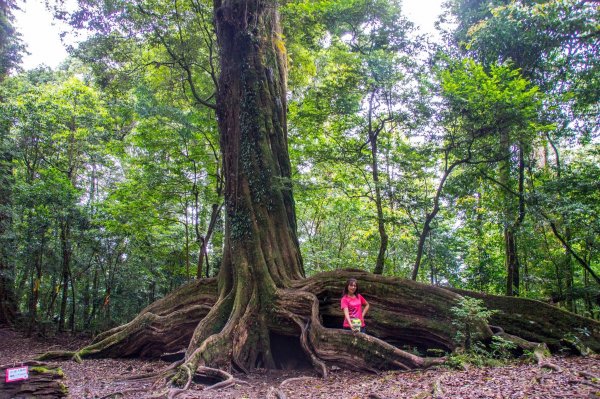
[5,366,29,383]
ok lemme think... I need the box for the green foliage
[0,0,25,79]
[450,297,497,350]
[445,336,516,369]
[0,0,598,336]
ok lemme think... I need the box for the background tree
[446,0,599,299]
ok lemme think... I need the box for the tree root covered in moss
[0,361,67,398]
[36,270,600,398]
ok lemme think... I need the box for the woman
[341,278,369,333]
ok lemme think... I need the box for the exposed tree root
[297,270,479,352]
[279,376,318,388]
[267,386,288,399]
[577,370,600,380]
[451,287,600,352]
[539,361,562,372]
[35,269,600,399]
[569,379,600,389]
[275,288,445,373]
[494,330,564,373]
[198,366,235,390]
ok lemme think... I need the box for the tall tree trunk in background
[501,137,524,296]
[504,229,520,296]
[27,245,44,336]
[412,155,462,280]
[564,227,574,312]
[58,220,72,331]
[87,268,99,331]
[475,191,488,291]
[368,91,388,275]
[196,202,222,278]
[82,273,91,329]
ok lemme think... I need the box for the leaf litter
[1,328,599,398]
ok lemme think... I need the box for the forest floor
[1,327,599,399]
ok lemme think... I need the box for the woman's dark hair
[343,278,359,296]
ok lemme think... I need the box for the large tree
[36,0,600,397]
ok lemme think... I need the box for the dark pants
[343,326,366,333]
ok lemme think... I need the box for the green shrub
[450,297,497,350]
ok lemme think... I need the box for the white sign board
[5,366,29,383]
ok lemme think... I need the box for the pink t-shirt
[341,294,367,328]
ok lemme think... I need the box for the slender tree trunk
[367,91,388,275]
[412,158,460,280]
[28,256,43,336]
[501,137,523,296]
[88,268,99,331]
[184,205,191,281]
[504,229,520,296]
[45,276,58,319]
[82,273,91,330]
[103,286,111,330]
[196,203,222,278]
[564,227,575,312]
[475,191,487,291]
[69,271,76,332]
[58,220,71,332]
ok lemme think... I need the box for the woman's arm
[362,301,370,318]
[343,308,352,326]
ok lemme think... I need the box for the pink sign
[5,366,29,383]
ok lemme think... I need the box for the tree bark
[58,221,72,332]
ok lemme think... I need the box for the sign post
[5,366,29,383]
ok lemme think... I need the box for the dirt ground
[1,327,599,398]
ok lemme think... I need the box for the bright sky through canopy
[15,0,445,70]
[15,1,69,70]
